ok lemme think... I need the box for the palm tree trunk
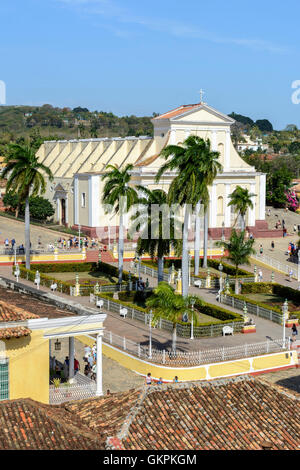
[182,207,189,297]
[25,197,30,270]
[157,256,164,284]
[194,201,201,275]
[118,212,124,284]
[172,324,177,353]
[203,208,208,269]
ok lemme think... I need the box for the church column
[170,129,176,145]
[224,183,231,227]
[211,130,217,151]
[225,129,231,170]
[248,183,256,227]
[209,183,217,228]
[96,332,103,396]
[65,195,69,225]
[74,175,79,225]
[88,175,100,227]
[259,174,266,220]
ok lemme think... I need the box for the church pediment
[171,103,235,125]
[54,183,66,192]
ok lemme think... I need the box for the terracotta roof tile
[0,326,31,339]
[153,103,201,120]
[0,299,39,322]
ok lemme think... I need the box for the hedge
[18,266,73,294]
[96,292,243,327]
[142,258,252,277]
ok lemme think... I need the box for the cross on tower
[199,89,205,103]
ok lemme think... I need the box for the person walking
[271,241,274,251]
[258,269,263,282]
[173,376,179,383]
[292,323,298,341]
[145,373,152,385]
[74,357,80,375]
[259,245,263,255]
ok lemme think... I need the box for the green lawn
[52,271,118,285]
[244,293,300,312]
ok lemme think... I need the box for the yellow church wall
[4,330,49,404]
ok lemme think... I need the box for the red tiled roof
[0,299,39,322]
[1,376,300,450]
[153,103,201,120]
[0,326,31,340]
[0,398,103,450]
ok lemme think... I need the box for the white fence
[101,329,289,366]
[49,373,96,404]
[220,293,283,325]
[251,253,298,280]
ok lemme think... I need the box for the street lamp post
[190,298,195,340]
[149,309,153,359]
[35,270,40,290]
[218,262,223,296]
[14,245,17,266]
[188,252,191,287]
[14,264,20,283]
[221,221,225,242]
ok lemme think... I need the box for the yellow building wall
[5,330,49,404]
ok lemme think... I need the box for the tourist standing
[271,241,274,251]
[146,373,152,385]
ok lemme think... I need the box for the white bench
[194,279,202,288]
[223,326,233,336]
[120,307,128,318]
[96,299,104,309]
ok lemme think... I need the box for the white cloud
[55,0,289,54]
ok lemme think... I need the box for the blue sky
[1,0,300,129]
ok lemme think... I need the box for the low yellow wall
[0,252,86,265]
[78,335,298,382]
[121,248,224,261]
[5,330,49,403]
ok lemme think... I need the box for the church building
[37,101,269,241]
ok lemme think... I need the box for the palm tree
[216,229,255,293]
[228,186,256,231]
[1,143,53,269]
[131,187,181,283]
[146,282,200,352]
[156,136,221,296]
[102,164,138,283]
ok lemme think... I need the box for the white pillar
[170,129,176,144]
[248,183,256,226]
[96,332,103,396]
[211,130,217,151]
[88,175,100,227]
[210,183,217,228]
[225,129,231,170]
[259,174,266,220]
[224,183,231,227]
[69,336,74,381]
[65,195,69,225]
[74,175,79,225]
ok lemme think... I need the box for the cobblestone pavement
[258,367,300,394]
[51,338,144,393]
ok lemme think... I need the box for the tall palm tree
[228,186,256,231]
[146,282,199,352]
[131,187,181,283]
[216,229,255,294]
[1,143,53,269]
[194,140,222,272]
[102,164,138,283]
[156,136,221,296]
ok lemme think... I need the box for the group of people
[50,355,80,378]
[4,237,25,253]
[83,343,98,380]
[145,372,179,385]
[54,236,93,250]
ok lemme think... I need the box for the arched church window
[217,196,223,215]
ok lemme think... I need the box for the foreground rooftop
[0,375,299,450]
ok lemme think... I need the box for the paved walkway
[0,264,291,353]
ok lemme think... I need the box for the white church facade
[37,101,270,241]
